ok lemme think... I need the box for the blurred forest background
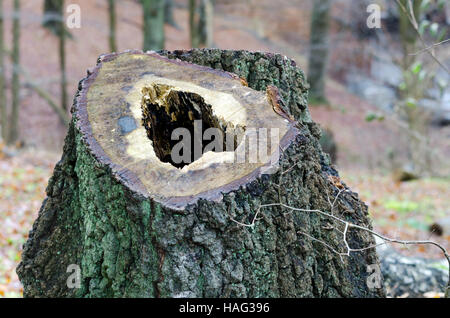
[0,0,449,297]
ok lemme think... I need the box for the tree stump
[17,49,385,298]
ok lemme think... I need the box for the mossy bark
[17,49,385,298]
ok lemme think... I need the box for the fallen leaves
[327,175,345,189]
[340,169,450,260]
[0,150,57,298]
[0,151,448,298]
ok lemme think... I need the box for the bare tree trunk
[189,0,214,48]
[397,0,430,175]
[202,0,214,47]
[0,0,6,142]
[9,0,20,144]
[164,0,177,28]
[43,0,63,35]
[398,0,421,70]
[43,0,68,113]
[58,3,67,112]
[108,0,117,52]
[307,0,331,104]
[142,0,165,51]
[189,0,198,47]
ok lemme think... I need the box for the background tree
[394,0,449,177]
[307,0,331,104]
[0,0,6,142]
[58,1,67,112]
[43,0,63,35]
[142,0,165,51]
[189,0,214,48]
[202,0,214,47]
[9,0,20,144]
[398,0,422,70]
[164,0,177,28]
[108,0,117,52]
[42,0,67,112]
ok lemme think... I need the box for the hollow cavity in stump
[141,84,237,168]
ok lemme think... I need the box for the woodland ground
[0,0,449,297]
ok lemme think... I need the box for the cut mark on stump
[141,83,240,168]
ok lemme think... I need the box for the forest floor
[0,0,449,297]
[1,147,448,297]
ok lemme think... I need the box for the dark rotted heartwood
[17,49,385,298]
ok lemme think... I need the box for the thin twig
[395,0,450,74]
[409,39,450,56]
[229,175,450,297]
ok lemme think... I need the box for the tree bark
[9,0,20,144]
[17,49,385,298]
[142,0,165,51]
[307,0,331,104]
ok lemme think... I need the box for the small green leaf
[365,113,377,122]
[365,112,384,122]
[411,61,422,74]
[406,97,417,108]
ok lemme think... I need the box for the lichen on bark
[17,49,385,298]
